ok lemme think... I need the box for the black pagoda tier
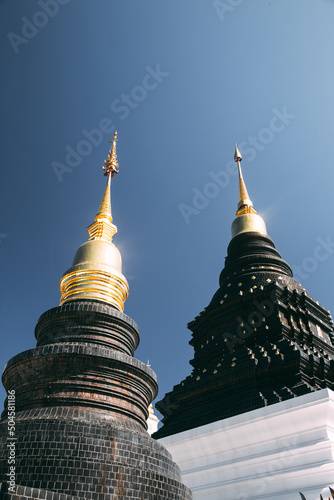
[154,196,334,440]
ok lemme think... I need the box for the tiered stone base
[0,407,192,499]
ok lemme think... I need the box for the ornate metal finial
[86,135,120,242]
[234,142,242,163]
[234,142,257,217]
[103,131,119,177]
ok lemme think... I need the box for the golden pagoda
[59,132,129,311]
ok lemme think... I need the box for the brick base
[0,407,192,499]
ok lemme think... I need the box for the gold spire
[87,172,117,241]
[96,172,112,219]
[87,132,119,241]
[234,142,257,217]
[59,132,129,311]
[231,143,267,238]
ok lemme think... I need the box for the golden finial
[234,142,257,217]
[234,142,242,162]
[87,136,121,242]
[231,143,268,238]
[103,131,119,177]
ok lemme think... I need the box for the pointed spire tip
[103,131,119,178]
[87,136,121,241]
[234,142,242,163]
[233,143,257,216]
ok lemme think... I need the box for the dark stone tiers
[154,232,334,439]
[0,301,192,499]
[0,408,191,499]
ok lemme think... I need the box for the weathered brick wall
[0,300,192,498]
[0,407,192,499]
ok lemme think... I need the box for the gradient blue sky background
[1,0,334,418]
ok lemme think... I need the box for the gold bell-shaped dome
[59,132,129,311]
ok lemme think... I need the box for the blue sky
[1,0,334,418]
